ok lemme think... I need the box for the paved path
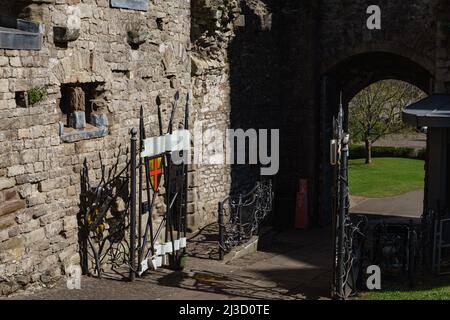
[350,190,424,218]
[373,133,426,149]
[4,228,332,300]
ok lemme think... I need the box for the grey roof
[403,95,450,128]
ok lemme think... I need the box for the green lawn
[360,276,450,300]
[349,157,425,198]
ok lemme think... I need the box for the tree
[348,80,425,164]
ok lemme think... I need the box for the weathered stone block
[9,57,21,67]
[0,56,8,66]
[0,229,8,242]
[68,87,85,112]
[19,149,38,164]
[15,209,32,225]
[0,178,15,191]
[0,79,9,93]
[90,113,109,128]
[15,172,48,185]
[8,226,20,238]
[69,111,86,130]
[60,126,108,143]
[0,214,15,231]
[7,165,25,177]
[2,188,18,201]
[0,200,26,217]
[0,237,24,262]
[63,216,78,232]
[24,228,46,244]
[44,221,63,238]
[26,193,46,207]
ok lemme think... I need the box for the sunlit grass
[349,158,425,198]
[360,276,450,300]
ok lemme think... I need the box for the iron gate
[79,91,190,281]
[218,179,274,260]
[330,101,365,299]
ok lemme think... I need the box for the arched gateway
[318,51,434,225]
[273,0,448,229]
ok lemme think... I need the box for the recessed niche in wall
[15,91,28,108]
[59,82,109,143]
[156,18,164,31]
[112,69,131,79]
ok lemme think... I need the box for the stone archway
[318,51,434,224]
[324,51,434,105]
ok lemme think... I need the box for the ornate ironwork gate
[218,180,274,260]
[79,150,132,278]
[79,91,190,281]
[330,99,365,299]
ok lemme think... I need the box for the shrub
[27,86,47,105]
[349,145,426,160]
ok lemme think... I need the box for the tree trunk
[365,139,372,164]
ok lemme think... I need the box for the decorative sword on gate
[137,91,190,275]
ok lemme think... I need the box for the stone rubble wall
[0,0,191,295]
[189,0,278,227]
[189,0,239,228]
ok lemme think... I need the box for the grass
[348,157,425,198]
[360,276,450,300]
[349,157,447,300]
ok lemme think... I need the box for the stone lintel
[110,0,149,12]
[60,127,108,143]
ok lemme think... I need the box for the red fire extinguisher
[295,179,308,229]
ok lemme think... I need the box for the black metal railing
[218,179,273,260]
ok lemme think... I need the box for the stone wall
[190,0,237,227]
[0,0,190,295]
[189,0,279,227]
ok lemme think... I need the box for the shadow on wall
[0,1,32,17]
[227,0,286,227]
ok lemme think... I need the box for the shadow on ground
[150,227,333,300]
[5,228,332,300]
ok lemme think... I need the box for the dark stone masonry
[1,0,450,296]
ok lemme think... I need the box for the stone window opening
[156,18,164,31]
[58,82,109,143]
[0,0,42,50]
[15,91,28,108]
